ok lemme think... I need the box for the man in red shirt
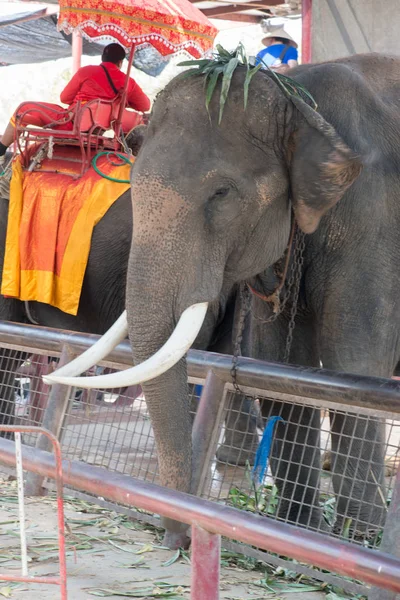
[0,43,150,167]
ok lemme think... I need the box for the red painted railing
[0,434,399,598]
[0,426,67,599]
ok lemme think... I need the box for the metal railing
[0,426,67,599]
[0,320,400,597]
[0,433,399,596]
[1,321,400,413]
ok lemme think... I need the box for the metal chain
[119,129,132,157]
[283,228,306,363]
[230,224,306,390]
[230,282,251,392]
[28,145,47,173]
[253,230,298,326]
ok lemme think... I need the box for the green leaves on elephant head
[178,43,318,124]
[178,43,261,124]
[268,70,318,110]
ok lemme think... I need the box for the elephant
[46,52,400,550]
[0,133,257,456]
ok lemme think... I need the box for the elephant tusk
[44,311,129,380]
[43,302,208,389]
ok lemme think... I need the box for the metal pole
[0,427,67,599]
[191,370,227,496]
[1,323,400,412]
[191,524,220,600]
[114,45,135,139]
[302,0,312,63]
[25,345,74,496]
[1,438,400,594]
[15,432,28,576]
[72,30,82,75]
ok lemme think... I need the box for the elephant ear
[289,96,362,234]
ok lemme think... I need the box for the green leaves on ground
[86,582,187,597]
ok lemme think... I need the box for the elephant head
[45,66,362,547]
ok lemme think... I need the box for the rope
[24,301,39,326]
[0,159,13,198]
[47,136,54,160]
[92,152,132,183]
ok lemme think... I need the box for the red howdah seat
[15,96,144,177]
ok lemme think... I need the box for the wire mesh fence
[0,345,399,559]
[209,392,398,550]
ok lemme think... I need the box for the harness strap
[247,219,296,311]
[100,64,120,96]
[278,44,290,62]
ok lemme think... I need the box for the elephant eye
[211,186,230,200]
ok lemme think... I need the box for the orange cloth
[1,149,133,315]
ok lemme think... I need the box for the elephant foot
[321,449,332,471]
[333,506,386,542]
[277,501,328,533]
[332,520,382,543]
[321,449,395,477]
[163,529,191,550]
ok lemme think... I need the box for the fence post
[191,524,220,600]
[25,345,74,495]
[191,370,227,496]
[369,463,400,600]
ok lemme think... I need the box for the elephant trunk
[141,361,191,547]
[126,251,195,549]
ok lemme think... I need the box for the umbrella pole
[301,0,312,63]
[114,45,135,141]
[72,31,82,74]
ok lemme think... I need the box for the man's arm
[127,79,151,112]
[272,47,298,73]
[284,47,298,69]
[60,70,83,105]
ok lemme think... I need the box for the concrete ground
[0,478,334,600]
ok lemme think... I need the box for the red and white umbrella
[58,0,217,59]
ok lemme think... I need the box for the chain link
[230,223,306,390]
[283,228,306,363]
[230,282,251,392]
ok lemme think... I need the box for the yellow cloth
[1,153,132,315]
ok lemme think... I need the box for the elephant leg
[0,298,26,437]
[329,410,386,536]
[249,302,324,529]
[319,287,398,538]
[216,393,260,466]
[266,400,325,530]
[27,355,52,426]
